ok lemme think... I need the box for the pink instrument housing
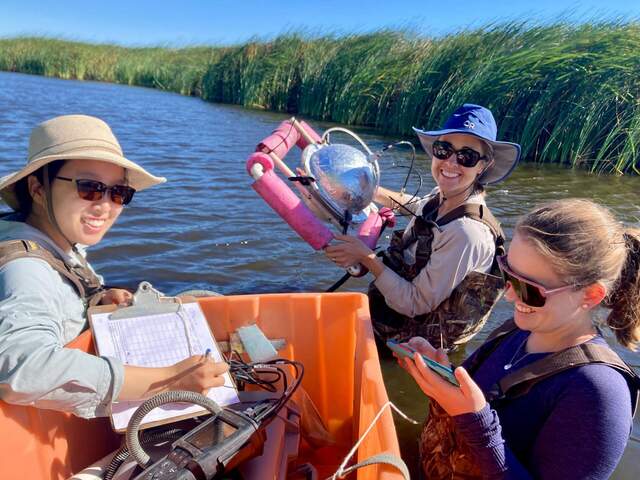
[247,119,396,276]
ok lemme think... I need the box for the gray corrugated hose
[125,390,222,468]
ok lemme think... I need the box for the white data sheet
[90,302,239,431]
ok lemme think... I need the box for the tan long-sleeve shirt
[373,189,496,318]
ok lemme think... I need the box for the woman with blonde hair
[401,198,640,479]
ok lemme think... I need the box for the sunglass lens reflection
[76,180,105,202]
[111,186,135,205]
[502,270,546,307]
[75,180,135,206]
[432,141,454,160]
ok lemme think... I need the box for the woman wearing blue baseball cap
[326,104,521,349]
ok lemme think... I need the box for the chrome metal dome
[301,143,379,224]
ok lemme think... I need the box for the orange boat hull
[0,293,402,479]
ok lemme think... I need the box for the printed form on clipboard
[89,292,239,432]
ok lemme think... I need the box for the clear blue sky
[1,0,639,46]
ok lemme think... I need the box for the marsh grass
[1,21,639,173]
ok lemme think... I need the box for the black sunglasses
[497,255,574,308]
[432,140,487,168]
[56,176,136,206]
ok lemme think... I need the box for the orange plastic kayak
[0,292,402,479]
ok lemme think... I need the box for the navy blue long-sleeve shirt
[452,329,634,479]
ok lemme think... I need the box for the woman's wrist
[167,363,187,390]
[120,365,173,400]
[361,252,385,277]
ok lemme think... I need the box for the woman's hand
[120,356,230,400]
[399,337,487,416]
[100,288,133,306]
[324,234,373,268]
[405,336,441,361]
[169,356,230,395]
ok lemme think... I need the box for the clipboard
[88,282,239,432]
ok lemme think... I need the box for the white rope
[328,401,418,480]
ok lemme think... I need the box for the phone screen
[386,340,459,386]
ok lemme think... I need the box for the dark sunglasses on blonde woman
[497,255,575,307]
[56,176,136,206]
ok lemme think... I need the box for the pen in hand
[204,348,211,361]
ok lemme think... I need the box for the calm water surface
[0,72,637,478]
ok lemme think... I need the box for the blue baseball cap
[412,104,521,185]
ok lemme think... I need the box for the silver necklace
[504,336,531,370]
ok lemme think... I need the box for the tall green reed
[1,22,639,173]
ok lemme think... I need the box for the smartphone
[386,339,460,387]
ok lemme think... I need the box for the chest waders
[0,239,105,308]
[420,318,640,479]
[368,196,506,350]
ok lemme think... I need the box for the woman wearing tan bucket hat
[0,114,229,418]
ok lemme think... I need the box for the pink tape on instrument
[356,207,397,249]
[378,207,397,228]
[356,211,384,249]
[249,160,334,251]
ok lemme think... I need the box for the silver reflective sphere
[302,143,379,217]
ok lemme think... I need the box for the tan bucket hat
[0,114,166,210]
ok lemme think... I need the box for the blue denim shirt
[0,217,124,418]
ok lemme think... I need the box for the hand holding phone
[387,339,460,387]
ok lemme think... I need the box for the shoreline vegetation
[1,21,639,174]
